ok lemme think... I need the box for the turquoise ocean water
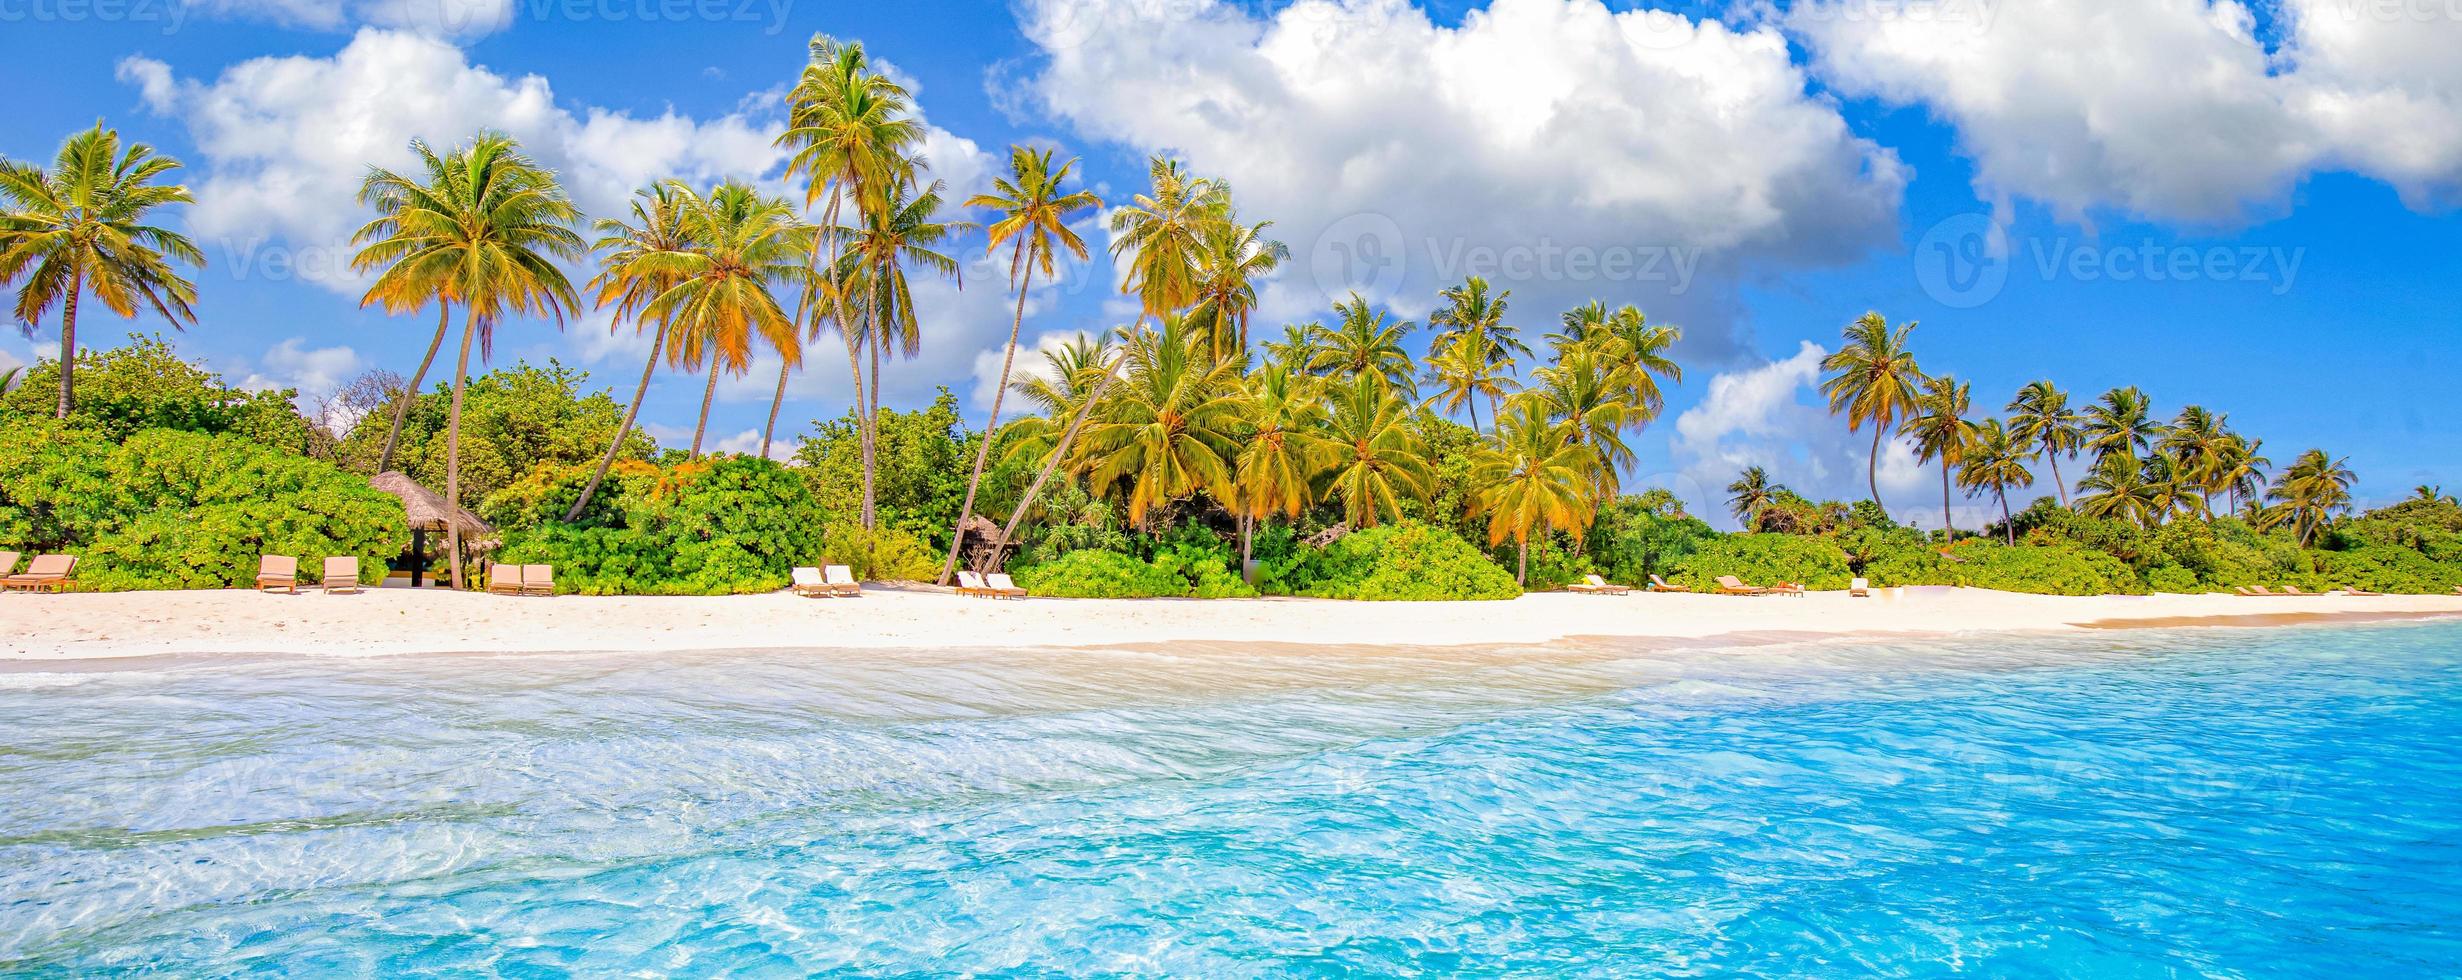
[4,622,2460,975]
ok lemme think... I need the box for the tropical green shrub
[820,523,941,581]
[1586,495,1717,587]
[1012,529,1255,598]
[343,360,649,508]
[1665,533,1852,592]
[0,420,404,591]
[2318,545,2462,594]
[491,456,825,595]
[0,335,320,453]
[1267,522,1521,601]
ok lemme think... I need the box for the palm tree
[990,156,1227,569]
[1902,375,1977,539]
[352,140,465,474]
[1077,318,1244,527]
[2265,449,2355,546]
[1230,362,1333,571]
[838,177,967,463]
[2006,380,2082,507]
[775,34,923,520]
[565,184,694,520]
[1320,372,1431,529]
[1473,401,1593,585]
[1725,465,1785,529]
[1522,347,1633,503]
[0,122,201,419]
[1426,277,1528,427]
[1421,330,1519,435]
[2211,434,2271,515]
[936,147,1101,583]
[2159,405,2232,512]
[2084,386,2162,463]
[1590,304,1683,419]
[1183,217,1287,362]
[1262,322,1319,372]
[1308,293,1417,395]
[353,132,582,589]
[1959,419,2036,544]
[643,181,811,458]
[1818,312,1924,521]
[2141,452,2207,525]
[2075,453,2156,528]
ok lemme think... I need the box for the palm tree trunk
[759,233,830,460]
[378,302,450,473]
[986,317,1141,573]
[1517,536,1529,586]
[865,325,884,527]
[567,319,663,521]
[690,364,719,459]
[939,245,1033,585]
[1469,395,1481,436]
[54,269,82,419]
[2000,489,2014,544]
[1241,514,1255,584]
[445,307,478,591]
[1867,426,1888,521]
[757,362,793,460]
[2049,454,2069,508]
[1940,464,1954,541]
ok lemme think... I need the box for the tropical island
[5,38,2462,648]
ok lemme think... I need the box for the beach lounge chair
[0,551,17,578]
[2279,585,2326,597]
[1849,577,1870,598]
[323,557,362,594]
[1715,575,1771,596]
[1646,574,1690,593]
[255,555,299,594]
[824,565,862,597]
[3,555,77,593]
[487,564,524,596]
[1568,574,1631,595]
[2339,586,2384,596]
[956,570,992,598]
[985,572,1030,599]
[792,566,830,597]
[521,564,555,597]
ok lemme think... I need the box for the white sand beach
[5,585,2460,661]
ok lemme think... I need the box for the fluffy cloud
[172,0,516,37]
[241,337,366,410]
[1667,340,1938,528]
[1790,0,2462,222]
[117,29,783,295]
[1018,0,1907,359]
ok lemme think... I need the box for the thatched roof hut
[370,471,493,538]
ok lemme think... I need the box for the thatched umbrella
[370,471,493,587]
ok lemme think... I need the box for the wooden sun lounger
[1715,575,1770,596]
[2339,587,2384,596]
[1568,574,1631,595]
[521,564,555,597]
[0,551,18,579]
[824,565,862,597]
[256,555,299,594]
[323,556,362,594]
[2278,585,2327,597]
[4,555,77,593]
[985,572,1029,599]
[1646,574,1689,593]
[792,566,830,597]
[487,563,524,596]
[956,570,993,598]
[1849,577,1870,598]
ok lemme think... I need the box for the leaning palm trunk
[566,319,664,521]
[444,308,479,591]
[1518,537,1530,586]
[378,303,451,473]
[983,318,1140,572]
[2048,455,2069,508]
[53,269,82,419]
[758,211,836,459]
[938,245,1034,585]
[1866,427,1888,522]
[2000,489,2015,544]
[1940,465,1954,542]
[690,364,720,459]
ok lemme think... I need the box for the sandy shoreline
[5,583,2460,662]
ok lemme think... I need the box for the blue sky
[5,0,2458,527]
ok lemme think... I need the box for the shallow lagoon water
[4,622,2460,974]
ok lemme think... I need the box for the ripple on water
[4,624,2462,974]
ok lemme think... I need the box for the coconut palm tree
[1426,277,1528,426]
[2084,386,2162,464]
[2265,449,2355,546]
[1421,330,1519,435]
[2141,452,2207,525]
[1818,312,1925,521]
[837,178,967,450]
[352,140,466,473]
[1474,400,1593,585]
[774,34,923,520]
[1959,419,2036,544]
[938,147,1101,584]
[565,184,694,520]
[991,157,1227,568]
[1230,362,1333,571]
[1591,304,1683,419]
[1320,372,1431,529]
[2159,405,2232,512]
[1521,347,1633,502]
[2006,380,2082,507]
[1183,217,1287,362]
[0,122,201,419]
[1902,375,1978,539]
[1077,317,1243,527]
[1308,293,1417,395]
[2075,453,2156,529]
[1725,465,1785,530]
[353,132,582,589]
[2213,434,2271,515]
[1262,322,1319,372]
[641,181,811,458]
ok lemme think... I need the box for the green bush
[1011,530,1256,598]
[1267,522,1521,601]
[1665,533,1852,592]
[2318,545,2462,594]
[490,456,826,595]
[820,523,941,581]
[0,420,404,591]
[1864,540,2144,595]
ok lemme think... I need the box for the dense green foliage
[340,360,649,507]
[0,335,318,452]
[0,419,403,590]
[1260,522,1522,601]
[486,457,826,595]
[1665,533,1855,592]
